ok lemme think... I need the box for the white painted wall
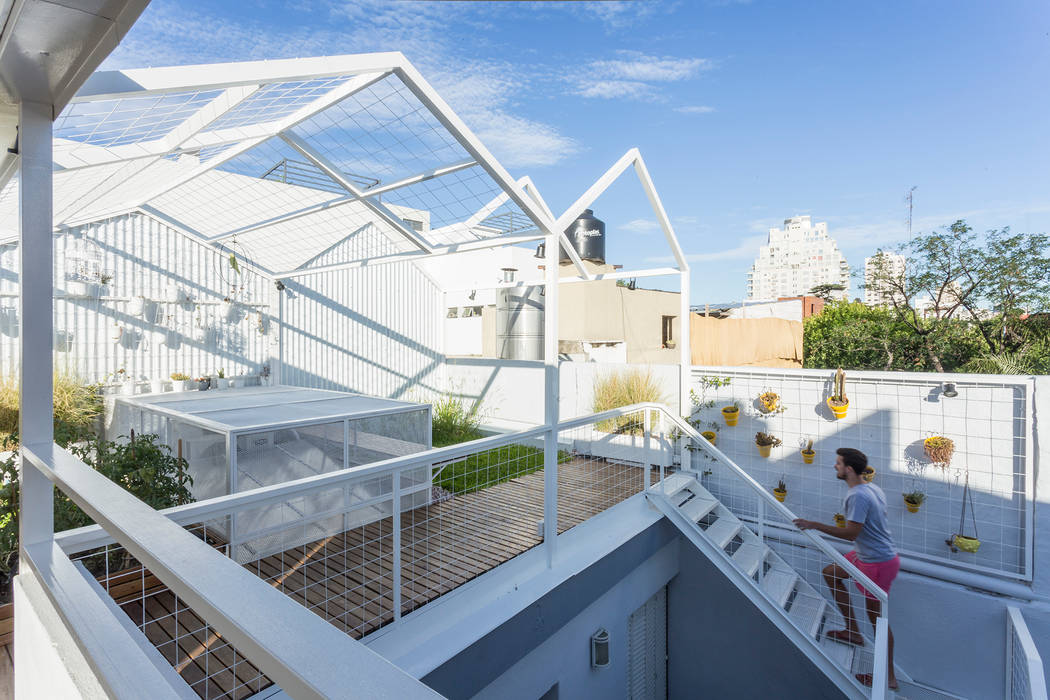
[280,231,444,400]
[0,212,275,386]
[689,365,1036,582]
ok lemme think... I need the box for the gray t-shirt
[845,483,897,563]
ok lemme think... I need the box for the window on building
[662,315,675,347]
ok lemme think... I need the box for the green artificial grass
[433,442,570,495]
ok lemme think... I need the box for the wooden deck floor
[7,458,661,700]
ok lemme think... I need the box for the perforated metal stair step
[731,542,768,577]
[658,472,693,499]
[679,492,719,523]
[789,593,828,640]
[760,567,798,608]
[818,635,857,671]
[703,516,743,550]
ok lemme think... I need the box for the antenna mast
[905,186,917,237]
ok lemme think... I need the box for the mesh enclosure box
[114,386,431,562]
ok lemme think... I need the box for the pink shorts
[845,551,900,600]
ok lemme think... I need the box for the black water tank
[560,209,605,264]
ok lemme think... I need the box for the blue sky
[102,1,1050,302]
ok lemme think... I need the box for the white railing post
[18,100,55,548]
[872,616,890,700]
[643,407,651,490]
[757,498,766,584]
[392,469,402,623]
[542,224,559,567]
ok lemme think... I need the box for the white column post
[679,269,691,418]
[18,100,55,548]
[543,231,560,567]
[643,407,652,491]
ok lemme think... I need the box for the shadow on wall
[690,371,1030,580]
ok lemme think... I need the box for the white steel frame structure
[11,51,692,697]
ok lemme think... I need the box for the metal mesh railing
[1007,607,1049,700]
[61,405,664,699]
[655,407,891,697]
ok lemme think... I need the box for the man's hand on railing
[794,517,861,542]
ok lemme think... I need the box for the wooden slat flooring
[3,458,661,699]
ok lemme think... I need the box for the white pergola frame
[13,52,692,695]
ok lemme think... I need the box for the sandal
[855,673,898,690]
[826,629,863,645]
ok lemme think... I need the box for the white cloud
[675,105,716,115]
[572,50,713,101]
[618,218,662,234]
[646,234,766,264]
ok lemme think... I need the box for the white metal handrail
[22,441,442,700]
[648,405,891,697]
[56,402,655,553]
[1007,607,1049,700]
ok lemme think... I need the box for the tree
[808,283,846,302]
[865,220,1050,372]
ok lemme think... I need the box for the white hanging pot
[164,327,182,350]
[224,299,245,323]
[141,299,160,323]
[128,295,146,317]
[55,329,74,352]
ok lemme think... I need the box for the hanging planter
[0,307,17,337]
[755,432,781,458]
[223,298,245,323]
[721,404,740,426]
[128,295,146,317]
[834,513,847,528]
[772,477,787,503]
[700,430,716,445]
[947,473,981,553]
[903,491,925,513]
[862,467,876,483]
[55,329,74,352]
[827,368,849,419]
[800,438,815,464]
[924,436,955,466]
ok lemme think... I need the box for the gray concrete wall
[667,537,845,700]
[422,520,680,699]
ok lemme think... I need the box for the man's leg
[822,563,861,642]
[864,596,897,689]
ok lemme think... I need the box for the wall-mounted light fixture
[468,289,476,301]
[590,628,609,668]
[275,280,286,291]
[942,382,958,398]
[534,243,546,259]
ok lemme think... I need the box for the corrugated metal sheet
[279,227,444,399]
[0,211,275,383]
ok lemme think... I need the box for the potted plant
[800,438,815,464]
[834,513,846,528]
[149,377,167,394]
[700,430,717,445]
[170,372,192,392]
[827,367,849,419]
[757,390,786,415]
[664,339,677,349]
[755,431,781,458]
[773,477,787,503]
[903,490,925,513]
[214,368,229,390]
[924,436,954,466]
[721,402,740,427]
[196,376,210,391]
[862,467,876,483]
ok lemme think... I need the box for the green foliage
[0,432,193,575]
[809,283,846,302]
[433,444,570,495]
[0,372,102,449]
[431,395,482,447]
[593,368,667,435]
[804,300,983,372]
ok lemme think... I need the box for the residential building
[746,216,850,301]
[864,251,906,306]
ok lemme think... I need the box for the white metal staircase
[642,404,965,700]
[651,472,877,698]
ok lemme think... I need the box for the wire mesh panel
[1007,608,1049,700]
[690,367,1033,580]
[72,525,270,700]
[557,408,666,532]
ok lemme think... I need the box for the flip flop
[855,673,899,690]
[826,629,863,645]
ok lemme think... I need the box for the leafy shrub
[431,395,481,447]
[0,432,193,577]
[592,368,667,434]
[433,444,570,495]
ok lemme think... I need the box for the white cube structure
[114,386,432,562]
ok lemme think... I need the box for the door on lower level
[628,586,667,700]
